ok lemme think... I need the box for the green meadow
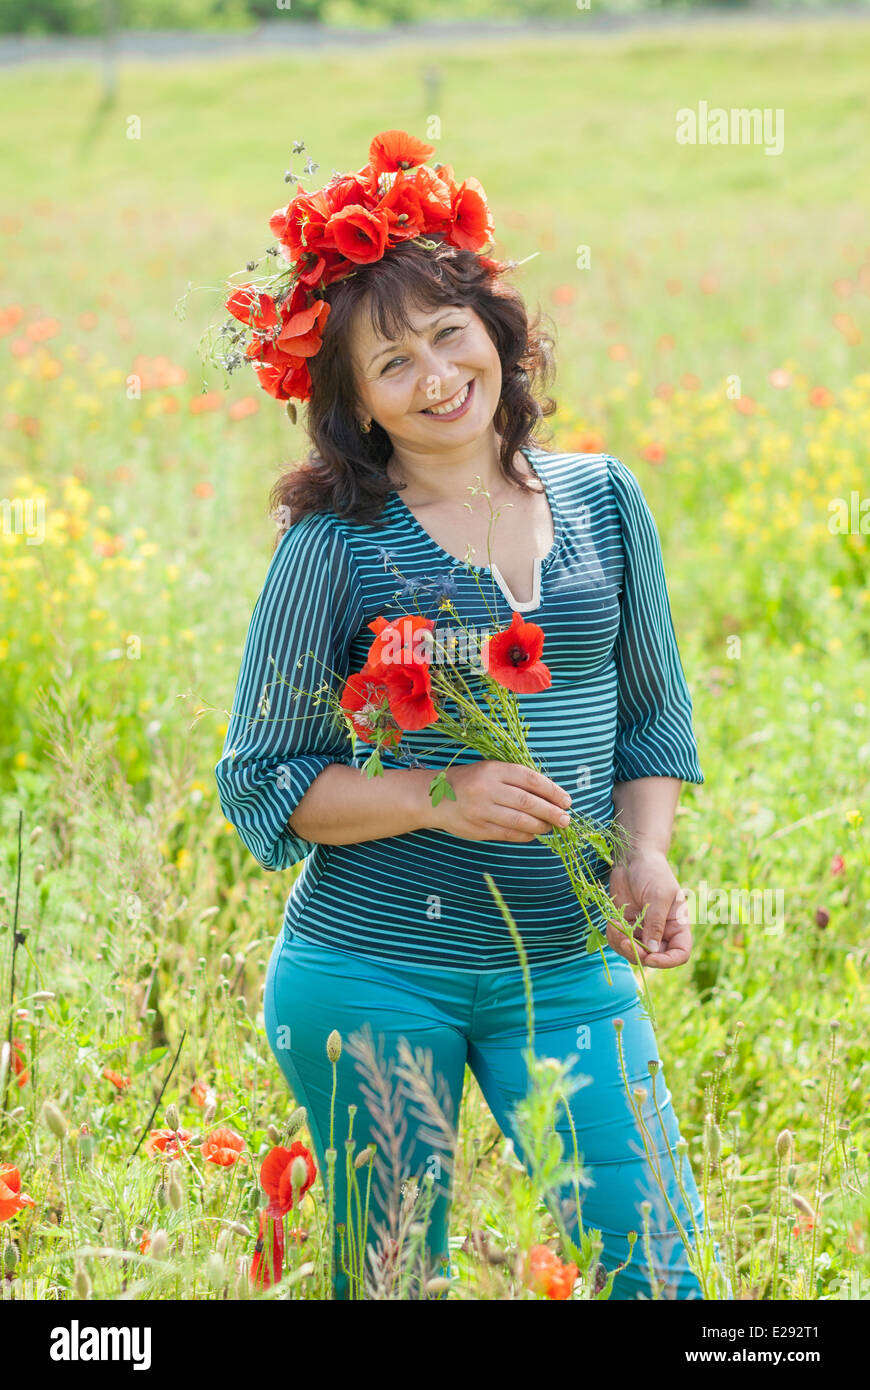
[0,18,868,1299]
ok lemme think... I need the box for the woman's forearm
[287,763,434,845]
[611,776,683,861]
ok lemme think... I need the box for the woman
[215,131,722,1300]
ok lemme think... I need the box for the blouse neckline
[386,445,563,613]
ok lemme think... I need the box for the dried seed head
[284,1107,307,1140]
[326,1029,342,1062]
[776,1128,793,1160]
[164,1103,180,1132]
[829,1019,841,1032]
[43,1101,68,1139]
[425,1276,453,1295]
[647,1059,660,1075]
[633,1087,647,1106]
[150,1229,169,1260]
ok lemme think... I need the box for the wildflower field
[0,19,868,1303]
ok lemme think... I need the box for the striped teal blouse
[215,449,703,971]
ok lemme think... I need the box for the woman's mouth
[420,378,475,420]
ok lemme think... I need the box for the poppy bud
[43,1101,68,1139]
[203,1100,217,1126]
[220,954,232,974]
[704,1114,721,1161]
[267,1124,279,1144]
[33,864,45,885]
[354,1143,377,1169]
[216,1229,229,1255]
[29,825,43,843]
[207,1253,226,1289]
[284,1106,307,1140]
[632,1087,647,1107]
[815,907,830,928]
[4,1243,19,1273]
[290,1155,309,1197]
[787,1164,796,1187]
[73,1264,91,1299]
[150,1229,169,1259]
[164,1103,180,1132]
[612,1018,624,1033]
[776,1129,793,1160]
[326,1029,342,1062]
[156,1180,168,1209]
[167,1167,184,1212]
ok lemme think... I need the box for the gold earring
[359,419,371,433]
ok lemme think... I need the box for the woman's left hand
[606,849,692,969]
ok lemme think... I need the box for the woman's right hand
[422,761,574,842]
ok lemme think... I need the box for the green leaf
[428,770,456,808]
[132,1046,169,1076]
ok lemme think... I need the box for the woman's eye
[380,325,463,374]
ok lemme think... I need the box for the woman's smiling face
[348,298,503,455]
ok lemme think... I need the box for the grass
[0,18,868,1299]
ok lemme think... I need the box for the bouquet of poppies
[264,558,653,1007]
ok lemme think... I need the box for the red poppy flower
[405,165,453,234]
[202,1127,245,1167]
[482,610,552,693]
[368,129,435,175]
[327,205,390,266]
[522,1244,577,1300]
[0,1164,36,1222]
[190,1079,217,1108]
[381,661,438,731]
[225,285,278,332]
[339,666,404,748]
[446,177,494,253]
[830,854,845,876]
[251,1209,285,1290]
[379,171,427,244]
[145,1128,193,1159]
[365,613,435,674]
[102,1068,131,1090]
[259,1142,317,1217]
[139,1229,151,1254]
[11,1038,28,1088]
[275,297,331,358]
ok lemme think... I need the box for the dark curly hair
[268,235,558,549]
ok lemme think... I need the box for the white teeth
[423,381,471,415]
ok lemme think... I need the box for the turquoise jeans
[263,928,726,1300]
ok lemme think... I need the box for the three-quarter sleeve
[606,456,704,785]
[215,513,366,870]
